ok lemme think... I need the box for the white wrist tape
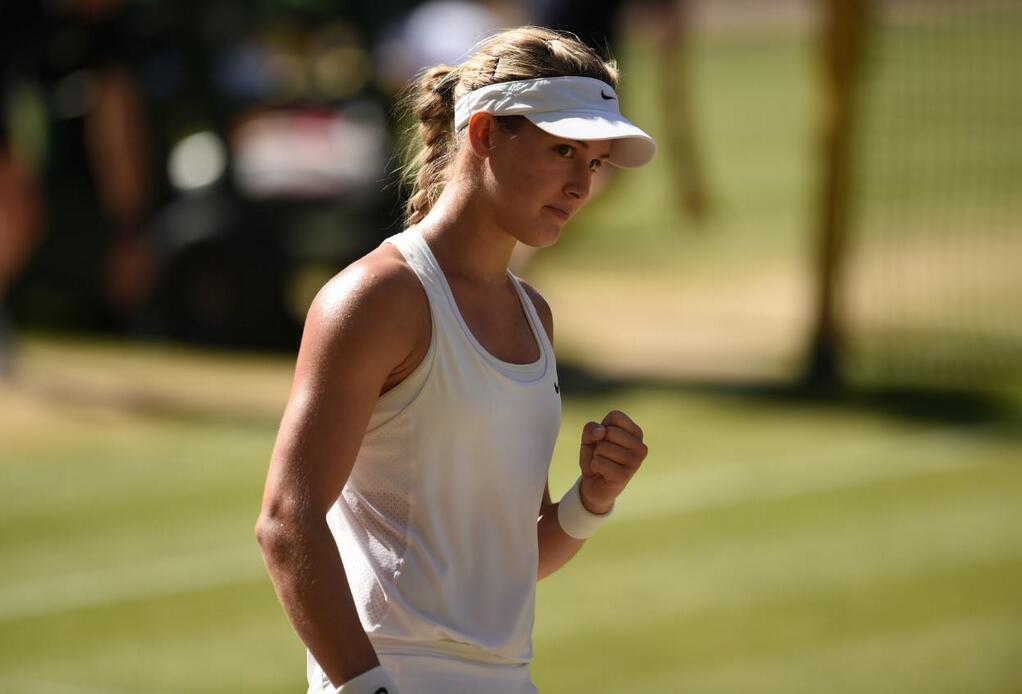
[557,476,613,539]
[336,665,399,694]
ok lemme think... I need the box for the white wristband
[557,476,613,539]
[336,665,399,694]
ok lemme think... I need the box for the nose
[564,166,592,202]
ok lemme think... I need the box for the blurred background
[1,0,1020,692]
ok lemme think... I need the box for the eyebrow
[573,140,612,158]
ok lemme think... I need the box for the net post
[804,0,870,392]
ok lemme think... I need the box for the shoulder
[303,243,429,363]
[516,277,553,345]
[314,243,422,312]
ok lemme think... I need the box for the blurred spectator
[140,5,400,348]
[374,1,508,92]
[0,0,154,375]
[1,1,418,355]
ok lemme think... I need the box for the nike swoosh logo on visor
[601,90,616,100]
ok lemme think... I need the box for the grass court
[2,6,1021,692]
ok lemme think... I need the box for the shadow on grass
[14,353,1021,437]
[556,361,1022,435]
[18,379,283,432]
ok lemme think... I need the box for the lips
[545,205,570,221]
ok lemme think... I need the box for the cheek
[491,166,549,209]
[487,146,566,214]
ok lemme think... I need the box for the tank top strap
[382,229,548,383]
[381,229,453,312]
[507,271,555,362]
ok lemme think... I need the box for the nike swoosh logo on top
[601,90,616,100]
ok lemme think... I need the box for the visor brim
[525,111,657,168]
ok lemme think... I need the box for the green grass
[536,409,1022,693]
[1,337,1020,693]
[2,6,1021,693]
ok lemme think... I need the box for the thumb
[579,421,606,477]
[580,421,607,446]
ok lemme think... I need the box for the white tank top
[310,228,562,675]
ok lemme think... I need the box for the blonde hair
[396,26,619,227]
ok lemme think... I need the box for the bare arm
[255,255,426,687]
[520,281,649,580]
[538,482,587,579]
[519,281,587,578]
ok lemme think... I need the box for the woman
[257,26,654,694]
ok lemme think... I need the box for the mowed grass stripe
[3,420,1015,622]
[664,613,1022,694]
[538,608,1021,694]
[612,423,1001,524]
[0,544,264,622]
[0,426,274,520]
[5,462,1017,691]
[0,424,272,585]
[0,678,144,694]
[535,493,1022,692]
[536,459,1021,637]
[0,580,298,693]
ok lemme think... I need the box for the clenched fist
[578,410,648,515]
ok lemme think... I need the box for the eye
[555,143,575,158]
[589,158,603,173]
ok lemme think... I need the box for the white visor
[453,76,656,168]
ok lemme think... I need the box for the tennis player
[257,26,654,694]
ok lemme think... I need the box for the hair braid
[402,65,459,226]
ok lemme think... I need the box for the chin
[508,217,562,249]
[539,214,570,244]
[527,225,563,249]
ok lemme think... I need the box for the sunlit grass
[1,337,1019,692]
[2,6,1021,693]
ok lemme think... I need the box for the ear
[466,112,498,159]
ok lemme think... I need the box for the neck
[414,179,518,287]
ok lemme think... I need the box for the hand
[578,410,648,515]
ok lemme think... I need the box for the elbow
[254,513,276,553]
[254,513,288,564]
[255,504,315,565]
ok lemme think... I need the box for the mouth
[545,206,570,221]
